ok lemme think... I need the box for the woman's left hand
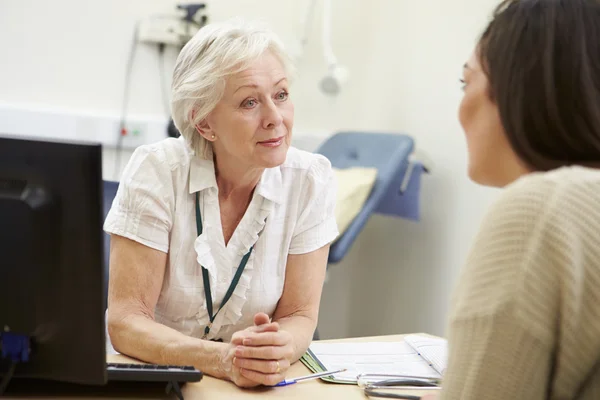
[230,313,295,386]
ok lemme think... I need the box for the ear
[195,120,216,142]
[191,110,216,142]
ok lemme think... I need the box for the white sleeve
[103,146,175,253]
[289,155,339,254]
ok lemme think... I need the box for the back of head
[478,0,600,171]
[170,18,293,158]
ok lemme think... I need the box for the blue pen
[274,368,348,387]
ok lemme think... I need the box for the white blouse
[104,137,338,343]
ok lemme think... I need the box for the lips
[257,136,284,147]
[258,136,284,144]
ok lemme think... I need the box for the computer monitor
[0,134,106,386]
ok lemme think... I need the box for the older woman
[423,0,600,399]
[103,19,338,388]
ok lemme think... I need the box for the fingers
[230,369,262,388]
[230,323,280,345]
[240,331,290,347]
[253,312,271,326]
[235,344,293,361]
[233,357,290,375]
[239,367,284,387]
[249,321,280,333]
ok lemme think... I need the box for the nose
[262,100,283,130]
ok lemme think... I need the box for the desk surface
[6,334,436,400]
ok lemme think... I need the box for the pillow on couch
[332,167,378,240]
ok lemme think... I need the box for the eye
[241,98,257,108]
[276,90,289,101]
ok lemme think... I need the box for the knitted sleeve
[439,176,562,400]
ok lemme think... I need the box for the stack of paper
[300,335,447,384]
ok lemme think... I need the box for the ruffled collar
[188,153,282,340]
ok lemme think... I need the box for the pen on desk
[274,368,347,387]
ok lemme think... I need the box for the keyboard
[106,363,203,383]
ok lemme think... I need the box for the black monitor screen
[0,134,106,386]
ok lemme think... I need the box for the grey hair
[171,18,294,159]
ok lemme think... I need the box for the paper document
[301,335,447,384]
[405,334,448,375]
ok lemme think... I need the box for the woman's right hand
[221,342,260,388]
[221,314,280,387]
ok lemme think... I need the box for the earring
[211,134,216,140]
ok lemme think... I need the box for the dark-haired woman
[426,1,600,399]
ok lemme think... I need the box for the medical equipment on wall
[296,0,349,96]
[319,0,349,95]
[114,4,208,179]
[137,3,209,48]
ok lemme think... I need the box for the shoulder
[127,136,191,172]
[463,166,600,299]
[280,146,333,185]
[451,167,600,340]
[275,147,336,213]
[119,137,192,199]
[122,137,191,188]
[487,166,600,226]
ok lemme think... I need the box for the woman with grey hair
[103,19,338,388]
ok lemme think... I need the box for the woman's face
[201,51,293,170]
[458,50,528,187]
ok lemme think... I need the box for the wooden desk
[5,334,436,400]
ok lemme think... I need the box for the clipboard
[300,335,447,385]
[300,348,355,384]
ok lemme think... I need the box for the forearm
[273,313,316,362]
[108,312,229,379]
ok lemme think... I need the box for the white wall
[0,0,502,338]
[316,0,503,339]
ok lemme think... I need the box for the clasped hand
[222,312,294,388]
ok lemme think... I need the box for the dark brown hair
[478,0,600,171]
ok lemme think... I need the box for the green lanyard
[195,192,253,340]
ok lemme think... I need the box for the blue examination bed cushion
[316,132,419,263]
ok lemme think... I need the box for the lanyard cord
[195,192,253,338]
